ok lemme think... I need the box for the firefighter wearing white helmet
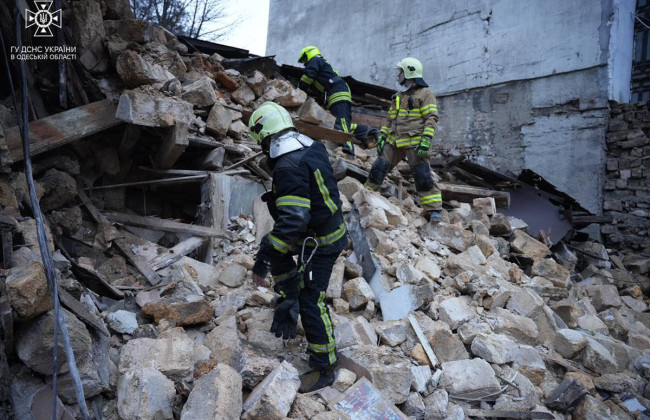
[249,101,347,393]
[365,57,443,223]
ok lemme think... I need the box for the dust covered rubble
[1,1,649,419]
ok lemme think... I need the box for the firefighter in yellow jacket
[365,57,443,222]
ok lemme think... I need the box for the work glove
[270,298,299,339]
[252,258,271,287]
[416,136,431,159]
[376,134,386,155]
[273,272,301,301]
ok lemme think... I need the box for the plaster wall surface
[267,0,635,213]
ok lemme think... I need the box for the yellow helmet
[248,102,294,144]
[298,46,321,64]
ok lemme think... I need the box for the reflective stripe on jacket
[380,86,439,148]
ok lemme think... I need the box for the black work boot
[299,365,337,393]
[342,141,355,157]
[429,210,442,223]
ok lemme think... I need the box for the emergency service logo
[25,0,61,37]
[10,0,76,60]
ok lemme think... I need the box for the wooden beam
[103,211,230,239]
[1,226,12,269]
[149,237,206,271]
[438,182,510,209]
[84,175,207,190]
[58,287,109,336]
[293,119,359,145]
[465,409,555,419]
[154,122,189,169]
[408,314,439,367]
[4,99,121,163]
[113,237,162,285]
[138,166,249,177]
[223,151,264,171]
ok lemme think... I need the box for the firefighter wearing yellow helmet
[248,101,348,393]
[297,46,380,158]
[366,57,443,223]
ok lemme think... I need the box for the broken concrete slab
[439,358,501,396]
[117,366,175,420]
[180,364,242,420]
[438,296,477,330]
[241,361,300,420]
[181,76,218,108]
[118,327,195,381]
[470,333,519,364]
[339,345,413,404]
[116,88,194,127]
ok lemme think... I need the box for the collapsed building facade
[0,0,648,419]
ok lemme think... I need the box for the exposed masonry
[602,101,650,254]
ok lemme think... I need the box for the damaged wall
[267,0,636,214]
[602,101,650,257]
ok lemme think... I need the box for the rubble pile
[603,101,650,267]
[0,1,649,420]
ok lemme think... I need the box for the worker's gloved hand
[376,134,386,155]
[270,298,299,339]
[273,272,300,301]
[416,136,431,159]
[252,258,271,287]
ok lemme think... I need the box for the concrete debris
[241,361,300,420]
[0,10,647,420]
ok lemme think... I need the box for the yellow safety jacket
[380,86,439,148]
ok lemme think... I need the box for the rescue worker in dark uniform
[365,57,443,222]
[248,101,348,392]
[297,46,380,158]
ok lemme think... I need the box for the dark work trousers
[298,251,340,369]
[329,101,374,153]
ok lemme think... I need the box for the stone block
[180,364,242,420]
[505,287,544,316]
[429,329,469,363]
[118,367,175,420]
[206,103,235,138]
[216,70,240,90]
[181,76,218,107]
[246,70,267,97]
[415,256,441,281]
[16,309,91,375]
[375,320,408,347]
[457,321,493,344]
[326,260,345,300]
[510,230,550,259]
[118,327,195,381]
[339,345,412,404]
[116,50,174,88]
[585,285,622,312]
[593,373,639,394]
[555,329,587,358]
[410,365,432,393]
[335,316,378,349]
[439,358,500,396]
[425,222,474,252]
[489,213,512,236]
[514,345,546,386]
[472,197,496,215]
[577,314,609,335]
[298,97,327,124]
[232,83,256,106]
[582,338,618,374]
[353,188,405,225]
[333,368,357,392]
[236,344,280,389]
[38,168,76,211]
[342,277,375,310]
[531,258,571,288]
[439,296,477,330]
[242,361,300,420]
[5,262,52,319]
[470,333,518,364]
[487,307,538,344]
[215,260,247,288]
[116,89,194,127]
[444,245,487,277]
[106,310,138,334]
[142,296,212,326]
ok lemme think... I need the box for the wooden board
[149,237,206,271]
[103,211,229,239]
[293,119,359,145]
[4,99,121,163]
[438,182,510,209]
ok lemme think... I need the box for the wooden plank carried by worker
[293,120,359,145]
[4,99,121,163]
[103,211,229,239]
[438,182,510,209]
